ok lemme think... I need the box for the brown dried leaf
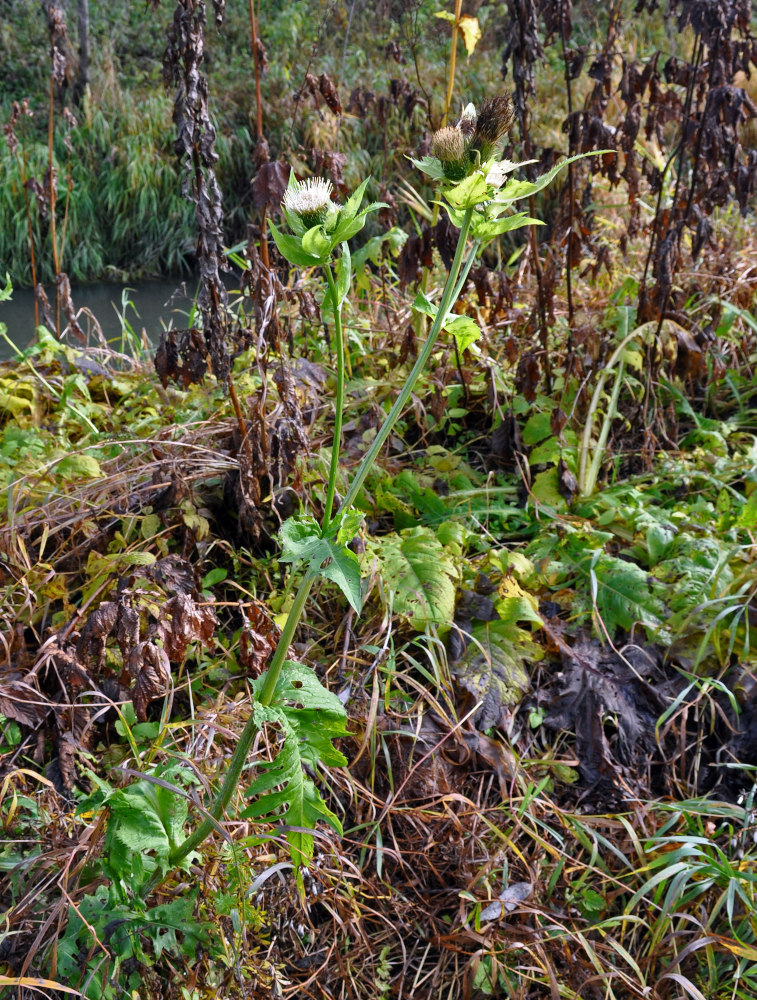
[129,641,172,721]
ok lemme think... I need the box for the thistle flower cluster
[283,176,334,229]
[430,94,515,181]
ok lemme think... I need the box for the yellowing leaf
[56,454,102,481]
[458,15,481,55]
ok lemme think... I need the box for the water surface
[0,278,200,360]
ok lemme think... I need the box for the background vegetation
[1,1,757,998]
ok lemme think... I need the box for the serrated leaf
[471,212,544,240]
[279,516,325,563]
[321,542,363,612]
[450,619,535,729]
[245,662,348,869]
[444,171,491,210]
[523,411,552,446]
[494,150,609,209]
[375,526,457,630]
[590,554,665,635]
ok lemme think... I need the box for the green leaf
[56,453,102,481]
[341,177,371,220]
[202,567,228,589]
[321,542,363,613]
[279,516,325,563]
[411,155,448,180]
[245,662,348,869]
[593,555,665,634]
[0,275,12,302]
[446,314,481,352]
[471,212,544,240]
[302,225,332,260]
[522,411,552,446]
[335,242,351,307]
[494,150,610,208]
[444,171,491,210]
[375,526,457,630]
[531,467,568,510]
[269,219,323,268]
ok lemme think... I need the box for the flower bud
[431,126,471,181]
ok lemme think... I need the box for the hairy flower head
[431,126,466,164]
[431,126,471,181]
[283,177,334,229]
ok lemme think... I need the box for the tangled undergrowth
[2,2,757,999]
[1,197,757,997]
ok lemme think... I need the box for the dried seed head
[470,93,515,162]
[283,176,334,228]
[431,126,466,164]
[475,94,515,145]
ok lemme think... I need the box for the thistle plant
[152,94,607,889]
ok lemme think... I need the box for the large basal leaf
[244,662,348,869]
[589,552,666,635]
[450,619,536,730]
[375,526,457,630]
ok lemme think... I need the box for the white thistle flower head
[283,177,334,228]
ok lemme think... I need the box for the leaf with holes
[373,526,458,630]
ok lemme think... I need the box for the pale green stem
[163,566,318,875]
[162,204,478,878]
[577,323,653,496]
[341,207,478,514]
[322,262,346,528]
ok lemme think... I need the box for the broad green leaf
[321,542,363,612]
[523,411,552,446]
[412,289,437,318]
[0,275,12,302]
[411,155,448,180]
[590,553,665,634]
[446,314,481,352]
[302,224,332,260]
[531,467,568,510]
[375,526,457,630]
[269,219,322,268]
[279,516,324,563]
[471,213,544,239]
[444,171,491,209]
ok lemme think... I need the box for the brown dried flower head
[471,93,515,160]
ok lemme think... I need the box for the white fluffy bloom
[283,177,334,226]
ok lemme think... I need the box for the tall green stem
[322,262,346,528]
[341,207,478,514]
[163,205,478,878]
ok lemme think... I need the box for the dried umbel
[284,177,334,228]
[470,93,515,161]
[431,125,471,180]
